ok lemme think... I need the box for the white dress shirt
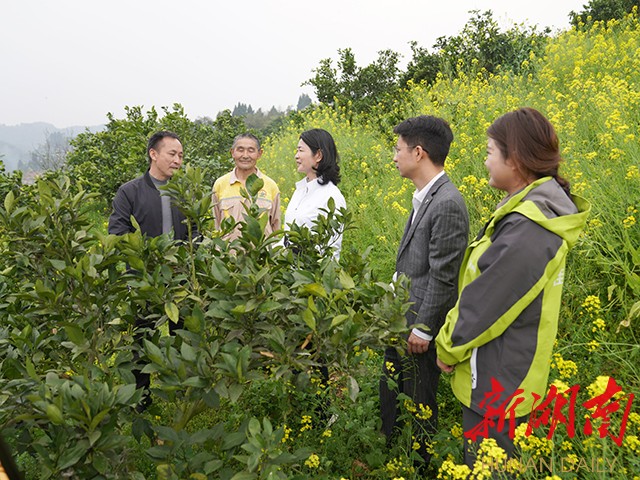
[284,177,347,257]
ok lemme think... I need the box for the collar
[413,170,445,204]
[295,176,323,192]
[230,167,263,185]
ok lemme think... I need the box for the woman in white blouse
[284,128,347,258]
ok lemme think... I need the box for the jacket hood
[494,177,590,248]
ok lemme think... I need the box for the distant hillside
[0,122,104,171]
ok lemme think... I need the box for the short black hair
[299,128,341,185]
[147,131,181,164]
[393,115,453,166]
[232,132,262,150]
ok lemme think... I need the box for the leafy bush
[65,104,246,205]
[0,167,409,478]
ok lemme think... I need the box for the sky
[1,0,588,128]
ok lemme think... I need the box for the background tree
[296,93,312,110]
[433,10,550,78]
[0,159,22,201]
[400,41,442,87]
[30,130,72,172]
[65,104,246,205]
[304,48,401,115]
[570,0,640,27]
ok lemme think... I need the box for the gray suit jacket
[397,173,469,337]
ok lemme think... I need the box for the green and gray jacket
[435,177,590,417]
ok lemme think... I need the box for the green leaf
[338,269,356,289]
[25,357,38,380]
[184,304,204,333]
[228,384,244,403]
[64,324,85,346]
[115,383,137,405]
[183,376,206,387]
[302,308,316,331]
[248,417,261,436]
[165,302,179,324]
[144,339,165,366]
[88,430,102,447]
[330,314,349,328]
[92,451,109,474]
[347,375,360,402]
[245,174,264,197]
[89,409,111,432]
[222,430,246,449]
[229,473,258,480]
[211,258,230,284]
[46,404,64,425]
[300,282,328,298]
[57,441,88,470]
[4,190,15,213]
[181,342,197,362]
[48,259,66,271]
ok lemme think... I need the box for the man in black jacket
[108,130,187,412]
[108,131,187,237]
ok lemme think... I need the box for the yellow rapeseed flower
[625,165,639,180]
[624,435,640,454]
[304,453,320,469]
[623,215,636,228]
[581,295,601,316]
[551,353,578,379]
[416,402,433,421]
[591,318,606,332]
[438,459,471,480]
[300,414,312,432]
[586,375,624,399]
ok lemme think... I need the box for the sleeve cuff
[412,328,433,341]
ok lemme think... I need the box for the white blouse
[284,177,347,257]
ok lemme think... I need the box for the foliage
[296,93,312,111]
[0,167,409,478]
[28,130,73,172]
[432,10,550,79]
[2,8,640,480]
[304,48,402,116]
[570,0,640,27]
[65,104,245,204]
[0,159,22,202]
[261,10,640,478]
[308,11,550,129]
[400,41,442,87]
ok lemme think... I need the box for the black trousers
[379,342,440,465]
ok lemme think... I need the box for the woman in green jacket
[435,107,590,467]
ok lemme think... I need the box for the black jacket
[108,171,190,240]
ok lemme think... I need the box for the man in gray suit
[380,115,469,468]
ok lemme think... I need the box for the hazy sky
[2,0,586,128]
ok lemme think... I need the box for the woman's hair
[487,107,571,196]
[299,128,341,185]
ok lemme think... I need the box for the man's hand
[437,357,455,373]
[407,332,429,355]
